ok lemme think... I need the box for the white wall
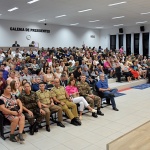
[0,19,100,48]
[99,25,150,56]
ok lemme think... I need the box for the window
[110,35,116,51]
[134,33,139,55]
[143,33,149,57]
[119,34,123,49]
[126,34,131,56]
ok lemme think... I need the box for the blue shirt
[32,83,39,92]
[96,79,108,89]
[2,70,9,80]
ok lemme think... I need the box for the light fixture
[108,1,126,6]
[89,20,100,22]
[136,21,147,24]
[141,12,150,15]
[112,16,125,19]
[70,23,79,26]
[114,24,124,26]
[27,0,39,4]
[8,7,18,12]
[0,14,2,16]
[55,15,66,18]
[95,27,104,29]
[38,19,46,22]
[78,9,92,13]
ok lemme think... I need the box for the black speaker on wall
[140,26,145,32]
[119,28,123,33]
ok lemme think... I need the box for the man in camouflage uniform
[77,74,104,117]
[36,82,65,132]
[51,78,81,126]
[19,82,45,135]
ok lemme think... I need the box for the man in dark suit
[12,41,20,47]
[60,74,68,87]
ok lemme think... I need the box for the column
[139,33,143,55]
[148,32,150,57]
[116,34,119,50]
[131,33,134,54]
[123,34,126,54]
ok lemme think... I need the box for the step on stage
[107,121,150,150]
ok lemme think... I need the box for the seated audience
[122,62,132,82]
[0,84,25,142]
[51,78,81,126]
[32,77,41,92]
[73,66,82,80]
[60,74,68,87]
[19,82,46,135]
[96,73,119,111]
[0,64,9,80]
[10,80,20,97]
[20,66,33,84]
[36,82,65,131]
[54,67,61,79]
[18,79,27,94]
[0,70,6,95]
[65,77,97,119]
[7,71,20,89]
[77,74,104,117]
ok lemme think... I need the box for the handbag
[10,105,20,112]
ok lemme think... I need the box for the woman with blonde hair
[10,80,21,97]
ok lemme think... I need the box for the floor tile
[63,138,92,150]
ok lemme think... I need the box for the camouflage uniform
[36,89,63,126]
[77,81,101,109]
[19,91,44,125]
[51,86,78,120]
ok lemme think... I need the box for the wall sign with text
[10,27,50,33]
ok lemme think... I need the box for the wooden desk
[0,47,39,52]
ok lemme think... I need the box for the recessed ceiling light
[70,23,79,26]
[0,14,2,16]
[136,21,147,24]
[27,0,39,4]
[114,24,124,26]
[78,9,92,13]
[38,19,46,22]
[112,16,125,19]
[89,20,100,23]
[55,15,66,18]
[141,12,150,15]
[108,1,126,6]
[96,27,104,29]
[8,7,18,12]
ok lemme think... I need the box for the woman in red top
[65,77,96,119]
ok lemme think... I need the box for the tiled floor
[0,85,150,150]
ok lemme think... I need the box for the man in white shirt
[12,48,22,59]
[68,55,75,67]
[33,48,39,56]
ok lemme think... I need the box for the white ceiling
[0,0,150,29]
